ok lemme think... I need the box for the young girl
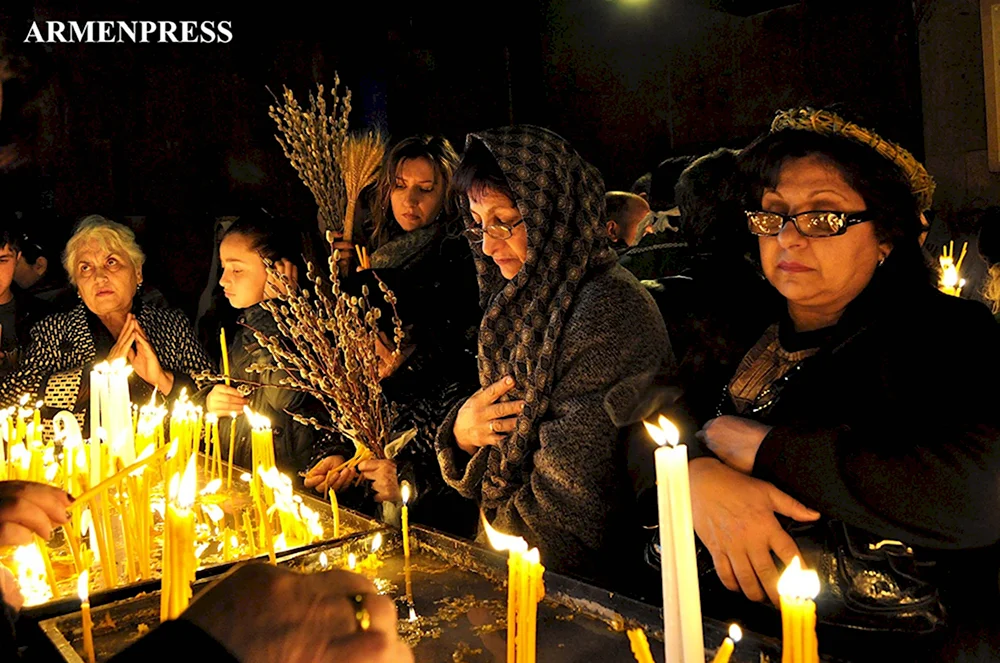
[204,212,329,477]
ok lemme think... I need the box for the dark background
[0,0,970,316]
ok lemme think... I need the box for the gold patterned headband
[770,107,935,212]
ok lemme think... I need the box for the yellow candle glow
[710,624,742,663]
[78,570,95,663]
[644,415,704,663]
[626,628,655,663]
[401,481,412,603]
[220,327,231,386]
[328,488,339,538]
[161,454,197,622]
[483,515,543,663]
[778,556,820,663]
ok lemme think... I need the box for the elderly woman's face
[391,157,446,233]
[75,240,141,317]
[469,190,528,280]
[759,156,889,318]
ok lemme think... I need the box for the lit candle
[161,454,197,622]
[220,327,231,386]
[401,482,412,603]
[711,624,742,663]
[778,556,820,663]
[483,515,544,663]
[626,628,655,663]
[78,570,95,663]
[227,412,236,489]
[644,415,704,663]
[328,488,340,538]
[347,552,357,571]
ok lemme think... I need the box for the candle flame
[13,544,52,605]
[408,607,417,622]
[240,472,252,483]
[777,556,820,600]
[205,412,219,424]
[481,513,528,553]
[177,454,197,508]
[643,415,680,447]
[371,532,383,553]
[728,623,742,642]
[242,406,271,431]
[19,393,29,406]
[319,552,329,569]
[401,481,411,505]
[524,547,540,564]
[348,553,357,570]
[77,570,89,601]
[200,478,222,495]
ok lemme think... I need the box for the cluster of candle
[640,415,821,663]
[483,516,545,663]
[939,240,968,297]
[0,361,329,615]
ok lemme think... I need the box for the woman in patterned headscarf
[435,126,671,582]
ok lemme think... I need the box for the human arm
[111,564,411,663]
[751,298,1000,549]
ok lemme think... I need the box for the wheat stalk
[339,131,385,244]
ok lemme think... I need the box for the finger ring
[348,594,371,632]
[489,420,496,433]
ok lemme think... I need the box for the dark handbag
[645,518,946,634]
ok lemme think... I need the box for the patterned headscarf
[460,125,616,511]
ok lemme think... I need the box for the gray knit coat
[436,264,671,581]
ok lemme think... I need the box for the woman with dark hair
[304,135,482,536]
[204,211,330,476]
[434,126,671,583]
[687,108,1000,656]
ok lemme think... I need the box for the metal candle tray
[21,494,382,622]
[36,525,808,662]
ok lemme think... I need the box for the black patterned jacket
[0,300,212,415]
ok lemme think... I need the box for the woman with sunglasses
[434,126,671,585]
[689,109,1000,654]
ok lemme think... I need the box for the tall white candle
[645,415,704,663]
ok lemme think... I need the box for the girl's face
[219,233,267,309]
[390,157,446,232]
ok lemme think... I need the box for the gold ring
[489,420,496,433]
[348,594,371,632]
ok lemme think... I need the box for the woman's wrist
[158,371,175,396]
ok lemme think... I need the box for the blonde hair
[984,264,1000,315]
[63,215,145,286]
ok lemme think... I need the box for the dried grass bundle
[248,256,403,464]
[339,131,385,244]
[268,77,351,237]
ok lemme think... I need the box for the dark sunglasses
[746,210,874,238]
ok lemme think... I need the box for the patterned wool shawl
[461,125,616,511]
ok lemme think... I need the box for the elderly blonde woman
[0,215,211,421]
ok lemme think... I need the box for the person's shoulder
[571,264,666,333]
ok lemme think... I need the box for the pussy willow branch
[251,258,403,459]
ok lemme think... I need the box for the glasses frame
[745,210,874,238]
[462,218,526,243]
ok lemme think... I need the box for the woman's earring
[877,255,886,267]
